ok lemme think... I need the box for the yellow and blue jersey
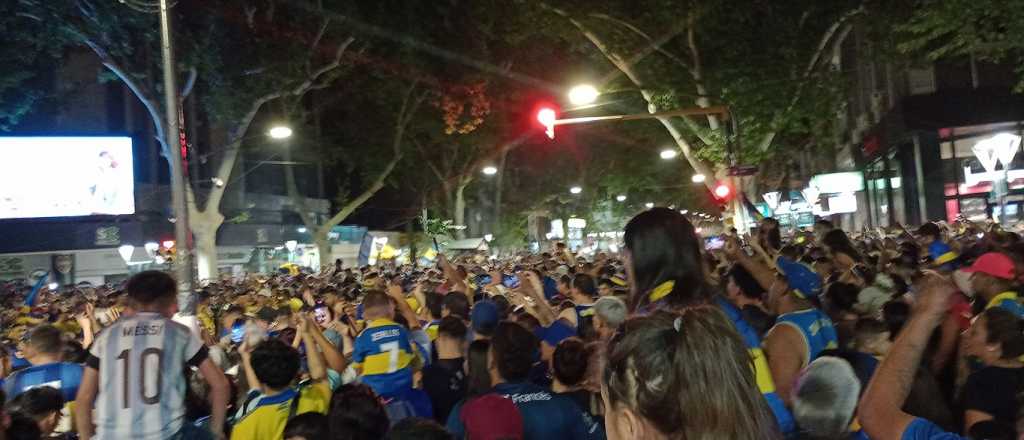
[774,308,839,363]
[716,297,796,436]
[230,381,331,440]
[352,318,420,398]
[424,319,441,341]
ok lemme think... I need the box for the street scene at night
[2,1,1024,439]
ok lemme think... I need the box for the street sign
[727,165,759,176]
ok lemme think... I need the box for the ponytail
[604,309,781,439]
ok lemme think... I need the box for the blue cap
[470,300,500,333]
[776,257,822,299]
[534,320,576,347]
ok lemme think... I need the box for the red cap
[460,394,524,440]
[962,253,1016,280]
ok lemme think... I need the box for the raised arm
[860,273,956,440]
[387,283,422,331]
[725,236,777,293]
[518,271,557,327]
[298,314,328,383]
[306,313,349,373]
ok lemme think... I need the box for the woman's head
[623,208,710,311]
[822,230,862,264]
[602,309,780,440]
[466,339,493,397]
[966,307,1024,363]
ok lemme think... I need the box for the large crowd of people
[1,209,1023,439]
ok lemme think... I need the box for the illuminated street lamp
[615,195,627,202]
[118,244,135,265]
[268,125,293,139]
[569,186,583,195]
[568,84,600,106]
[973,132,1022,223]
[691,173,706,184]
[659,149,678,160]
[645,202,655,209]
[482,166,498,176]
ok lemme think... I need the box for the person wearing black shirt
[422,317,468,424]
[962,307,1024,434]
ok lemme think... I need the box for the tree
[494,0,864,226]
[284,80,426,269]
[19,0,356,279]
[898,0,1024,90]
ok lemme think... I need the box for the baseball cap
[471,300,500,334]
[962,252,1016,280]
[776,257,822,299]
[534,320,576,347]
[460,394,524,440]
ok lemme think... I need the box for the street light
[268,125,293,139]
[659,149,678,160]
[482,166,498,176]
[691,174,706,183]
[118,244,135,265]
[568,84,600,106]
[569,186,583,195]
[645,202,655,209]
[616,195,627,202]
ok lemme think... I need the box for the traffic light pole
[548,105,730,129]
[159,0,195,309]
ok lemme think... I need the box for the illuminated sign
[809,172,864,194]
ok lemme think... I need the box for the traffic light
[536,106,557,139]
[711,181,734,205]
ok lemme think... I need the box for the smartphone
[313,305,330,325]
[502,274,521,289]
[704,236,725,251]
[244,322,267,347]
[229,320,246,344]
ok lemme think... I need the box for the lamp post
[973,133,1021,224]
[158,0,193,306]
[118,244,135,274]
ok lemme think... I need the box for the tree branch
[321,83,423,230]
[543,3,717,185]
[756,4,866,152]
[180,67,198,99]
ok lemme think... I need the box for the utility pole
[159,0,195,306]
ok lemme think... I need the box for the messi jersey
[230,382,331,440]
[2,361,83,402]
[86,312,208,440]
[352,318,421,398]
[773,308,839,364]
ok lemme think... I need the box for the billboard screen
[0,137,135,219]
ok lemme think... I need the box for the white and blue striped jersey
[86,312,208,440]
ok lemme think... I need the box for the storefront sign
[963,167,1024,187]
[809,172,865,194]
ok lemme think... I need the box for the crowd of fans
[1,209,1023,439]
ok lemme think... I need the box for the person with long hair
[622,207,792,435]
[961,307,1024,435]
[822,229,863,276]
[603,309,780,439]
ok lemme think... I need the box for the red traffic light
[536,107,556,126]
[536,107,557,139]
[714,183,731,199]
[712,181,734,204]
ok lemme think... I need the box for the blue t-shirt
[447,381,603,440]
[902,418,966,440]
[2,361,84,402]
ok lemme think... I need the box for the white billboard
[0,137,135,219]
